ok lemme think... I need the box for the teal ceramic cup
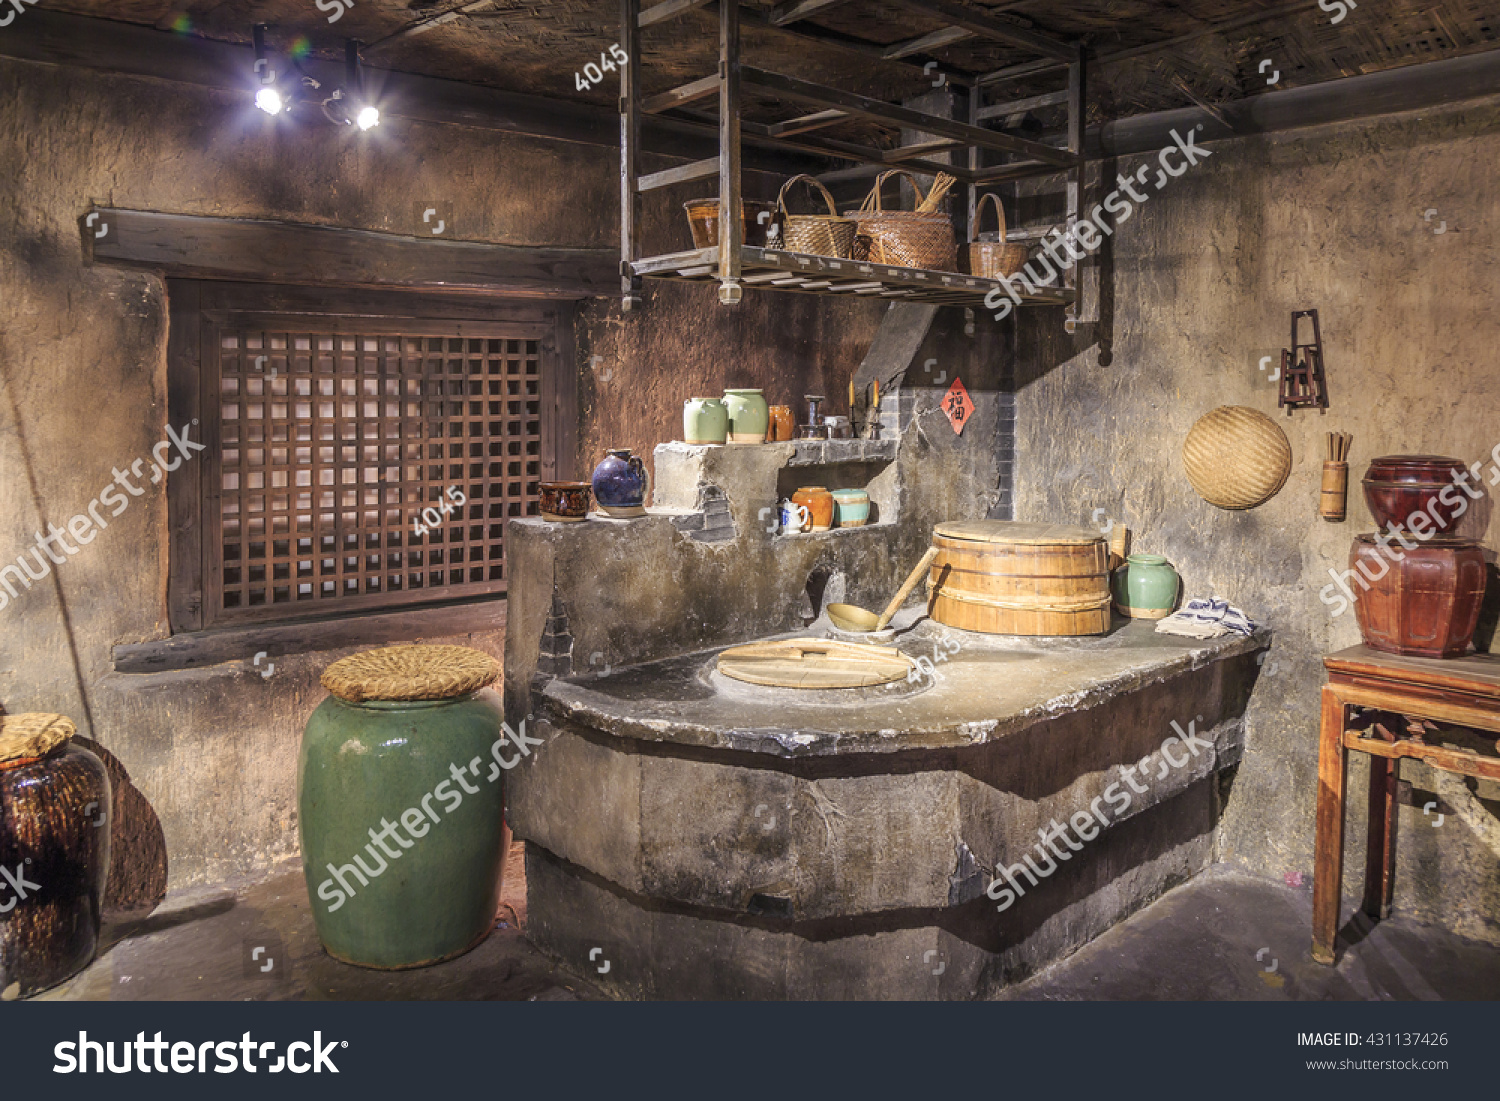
[298,690,507,969]
[831,489,871,528]
[1111,554,1181,620]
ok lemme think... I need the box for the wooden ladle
[827,547,941,633]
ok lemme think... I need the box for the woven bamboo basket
[925,521,1111,636]
[851,169,958,272]
[1181,406,1293,510]
[775,174,858,259]
[967,192,1031,279]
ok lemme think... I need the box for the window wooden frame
[165,281,577,635]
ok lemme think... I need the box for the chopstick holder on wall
[1320,462,1348,522]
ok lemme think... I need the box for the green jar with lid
[1111,554,1181,620]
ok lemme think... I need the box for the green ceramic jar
[298,690,507,969]
[683,397,729,445]
[1111,554,1181,620]
[722,388,770,444]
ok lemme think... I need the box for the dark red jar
[0,715,111,997]
[1350,535,1487,658]
[1362,454,1470,535]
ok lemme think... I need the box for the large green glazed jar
[683,397,729,445]
[722,388,769,444]
[298,689,507,969]
[1111,554,1181,620]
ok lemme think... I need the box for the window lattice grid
[212,327,543,619]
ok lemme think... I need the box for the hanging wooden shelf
[631,245,1072,307]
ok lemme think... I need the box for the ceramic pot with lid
[831,489,870,527]
[0,714,111,998]
[1362,455,1470,535]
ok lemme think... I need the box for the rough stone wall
[0,54,881,895]
[1013,96,1500,943]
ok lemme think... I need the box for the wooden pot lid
[933,520,1103,546]
[717,639,913,689]
[0,713,75,765]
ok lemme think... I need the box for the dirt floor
[39,859,1500,1002]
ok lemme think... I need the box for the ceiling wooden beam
[884,0,1074,62]
[768,0,859,26]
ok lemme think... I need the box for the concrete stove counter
[509,618,1269,1000]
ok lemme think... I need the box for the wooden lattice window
[165,285,574,632]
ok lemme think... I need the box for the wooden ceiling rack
[621,0,1090,319]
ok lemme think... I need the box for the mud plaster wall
[0,54,879,896]
[1014,96,1500,943]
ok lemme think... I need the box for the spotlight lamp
[250,27,380,131]
[251,24,289,116]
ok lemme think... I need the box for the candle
[849,379,855,411]
[873,379,879,411]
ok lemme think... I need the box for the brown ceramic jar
[0,715,111,998]
[792,486,835,532]
[1350,534,1486,657]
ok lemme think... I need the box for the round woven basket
[0,713,76,766]
[1182,406,1293,510]
[850,169,957,271]
[967,192,1031,279]
[775,174,857,258]
[321,644,501,703]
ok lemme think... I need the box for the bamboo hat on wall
[1182,406,1293,510]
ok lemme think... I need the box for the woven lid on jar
[0,713,76,765]
[321,645,501,704]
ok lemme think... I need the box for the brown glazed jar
[0,714,111,997]
[1350,535,1487,658]
[791,486,835,532]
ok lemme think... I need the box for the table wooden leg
[1312,685,1348,964]
[1362,752,1397,921]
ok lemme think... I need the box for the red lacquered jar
[1350,534,1487,657]
[1362,455,1469,535]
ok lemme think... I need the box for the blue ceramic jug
[591,449,650,518]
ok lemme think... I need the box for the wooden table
[1313,645,1500,964]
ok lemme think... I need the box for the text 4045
[577,45,629,91]
[412,486,467,537]
[908,633,963,684]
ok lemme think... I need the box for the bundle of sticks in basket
[1321,431,1353,522]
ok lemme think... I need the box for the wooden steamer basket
[926,521,1111,636]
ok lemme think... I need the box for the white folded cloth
[1155,597,1258,639]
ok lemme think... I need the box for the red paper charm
[943,377,973,436]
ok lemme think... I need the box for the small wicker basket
[1182,406,1293,510]
[851,169,957,272]
[967,192,1031,279]
[775,175,858,259]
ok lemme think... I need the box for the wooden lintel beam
[884,0,1074,62]
[640,74,720,115]
[741,66,1076,167]
[85,208,617,297]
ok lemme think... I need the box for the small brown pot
[539,481,593,523]
[768,405,795,442]
[792,486,835,532]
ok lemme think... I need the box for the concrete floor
[1002,865,1500,1001]
[40,859,1499,1001]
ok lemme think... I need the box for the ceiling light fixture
[251,26,380,131]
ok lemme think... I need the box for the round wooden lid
[932,520,1103,546]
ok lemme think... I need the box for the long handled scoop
[827,546,941,633]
